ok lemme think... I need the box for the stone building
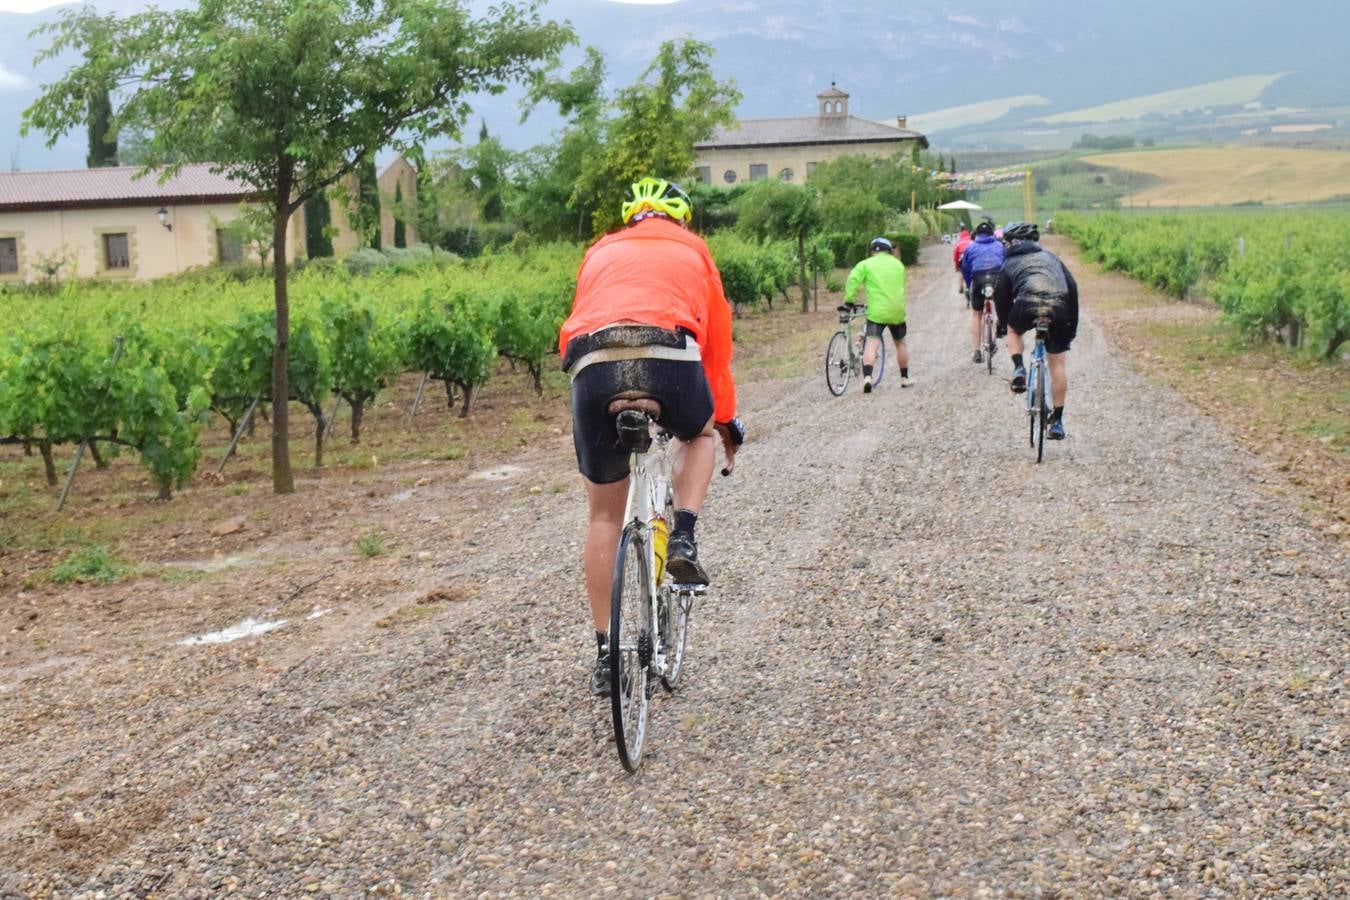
[693,84,928,188]
[0,157,418,284]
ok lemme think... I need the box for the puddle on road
[306,608,332,621]
[177,617,289,646]
[467,465,526,482]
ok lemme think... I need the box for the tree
[572,39,740,236]
[392,183,407,249]
[304,191,334,259]
[733,180,820,311]
[86,84,117,168]
[25,0,572,493]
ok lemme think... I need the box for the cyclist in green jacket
[844,237,911,391]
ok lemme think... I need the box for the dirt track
[2,244,1345,896]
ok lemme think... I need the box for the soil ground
[1,244,1345,896]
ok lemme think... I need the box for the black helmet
[974,220,994,237]
[1003,221,1039,242]
[869,236,894,253]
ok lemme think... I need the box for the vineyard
[0,235,813,501]
[1058,211,1350,359]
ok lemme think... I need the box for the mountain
[4,0,1349,170]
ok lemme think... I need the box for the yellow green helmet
[621,177,693,226]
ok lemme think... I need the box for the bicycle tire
[1026,364,1037,448]
[610,523,652,772]
[1035,363,1048,464]
[825,331,850,396]
[984,316,996,375]
[872,334,887,387]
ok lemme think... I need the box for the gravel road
[3,244,1345,897]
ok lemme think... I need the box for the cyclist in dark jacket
[993,222,1079,440]
[961,220,1005,363]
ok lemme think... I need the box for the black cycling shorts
[1008,300,1075,354]
[968,273,999,313]
[568,348,713,485]
[865,320,907,341]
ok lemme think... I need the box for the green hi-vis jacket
[843,253,907,325]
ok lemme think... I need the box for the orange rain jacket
[560,217,737,423]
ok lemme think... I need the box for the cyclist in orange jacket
[560,177,744,695]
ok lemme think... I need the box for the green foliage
[884,233,922,266]
[356,530,386,558]
[393,183,407,249]
[304,190,334,259]
[407,287,500,416]
[1061,211,1350,358]
[50,545,129,584]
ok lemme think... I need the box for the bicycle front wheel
[984,318,996,375]
[825,331,850,396]
[610,524,652,772]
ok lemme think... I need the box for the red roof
[0,163,256,212]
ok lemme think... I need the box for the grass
[49,545,130,584]
[356,530,386,558]
[1039,74,1288,124]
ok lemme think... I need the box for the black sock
[1012,353,1024,370]
[901,367,909,378]
[862,364,873,377]
[1052,406,1064,422]
[674,509,697,539]
[596,630,608,655]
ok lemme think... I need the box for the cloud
[0,63,27,91]
[947,14,978,26]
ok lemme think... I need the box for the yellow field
[906,95,1051,133]
[1089,146,1350,206]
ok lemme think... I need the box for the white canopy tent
[937,200,984,210]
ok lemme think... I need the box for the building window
[103,233,130,270]
[806,162,819,176]
[0,237,16,274]
[723,169,737,184]
[749,164,768,181]
[216,228,244,264]
[696,166,711,183]
[779,167,794,182]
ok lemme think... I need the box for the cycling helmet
[1002,221,1039,242]
[869,236,894,253]
[974,220,995,237]
[621,177,693,226]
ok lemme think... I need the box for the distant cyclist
[952,227,973,295]
[844,236,911,391]
[560,177,745,695]
[994,221,1079,440]
[961,220,1005,364]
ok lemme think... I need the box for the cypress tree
[393,182,407,248]
[85,85,117,167]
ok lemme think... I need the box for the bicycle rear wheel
[1035,364,1048,463]
[872,335,887,387]
[984,317,996,375]
[610,524,652,772]
[825,331,850,396]
[1026,365,1037,448]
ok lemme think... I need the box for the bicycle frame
[622,427,675,680]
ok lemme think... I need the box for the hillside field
[1088,145,1350,206]
[1039,73,1288,125]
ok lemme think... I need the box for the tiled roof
[0,163,255,212]
[696,115,928,150]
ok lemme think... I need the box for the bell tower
[817,82,849,120]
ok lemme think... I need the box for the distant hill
[4,0,1350,169]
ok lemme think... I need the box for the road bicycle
[970,272,999,375]
[1024,316,1052,463]
[824,303,886,396]
[607,402,705,772]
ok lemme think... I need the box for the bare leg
[582,478,628,631]
[862,335,881,369]
[970,308,982,351]
[893,337,909,372]
[671,419,716,514]
[1048,352,1068,407]
[1007,329,1025,359]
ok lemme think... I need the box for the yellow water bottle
[651,515,669,584]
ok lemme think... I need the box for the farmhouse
[0,159,419,284]
[693,84,928,187]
